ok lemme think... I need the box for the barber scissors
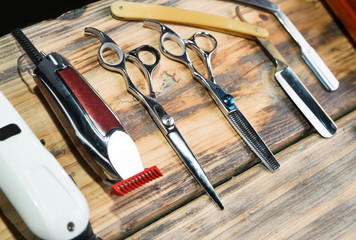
[144,20,280,172]
[85,27,223,209]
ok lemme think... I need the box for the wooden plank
[0,216,20,240]
[129,110,356,240]
[0,193,31,240]
[0,0,355,239]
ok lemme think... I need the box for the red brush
[111,166,162,196]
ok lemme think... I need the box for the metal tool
[144,20,280,172]
[0,91,100,240]
[110,1,269,38]
[235,7,337,138]
[12,28,162,197]
[85,27,223,210]
[231,0,339,91]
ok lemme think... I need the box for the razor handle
[33,52,124,182]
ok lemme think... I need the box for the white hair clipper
[0,91,100,239]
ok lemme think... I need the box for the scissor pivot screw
[223,95,234,106]
[162,115,174,127]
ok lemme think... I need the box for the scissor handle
[126,45,161,96]
[84,27,126,73]
[85,27,163,103]
[144,20,191,65]
[187,32,217,56]
[186,32,217,81]
[161,31,188,59]
[144,20,217,84]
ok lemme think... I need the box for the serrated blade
[227,109,280,172]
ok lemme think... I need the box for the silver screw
[162,115,174,127]
[67,222,75,232]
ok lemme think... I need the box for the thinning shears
[85,27,223,209]
[144,20,280,172]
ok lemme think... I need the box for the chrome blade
[301,44,339,91]
[227,109,280,172]
[166,130,224,210]
[236,7,337,138]
[273,11,339,91]
[275,67,337,138]
[233,0,339,91]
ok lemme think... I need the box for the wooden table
[1,0,355,239]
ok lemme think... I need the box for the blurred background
[0,0,97,36]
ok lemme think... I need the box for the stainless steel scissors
[144,20,280,172]
[84,27,223,209]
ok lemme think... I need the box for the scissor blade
[275,67,337,138]
[203,80,279,171]
[166,130,224,210]
[227,109,280,172]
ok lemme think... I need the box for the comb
[111,166,163,196]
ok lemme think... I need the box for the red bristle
[143,173,153,181]
[129,179,140,188]
[110,166,163,196]
[136,176,146,184]
[119,184,129,193]
[151,171,159,178]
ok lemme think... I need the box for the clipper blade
[111,166,163,196]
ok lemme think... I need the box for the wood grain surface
[129,110,356,240]
[0,0,355,239]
